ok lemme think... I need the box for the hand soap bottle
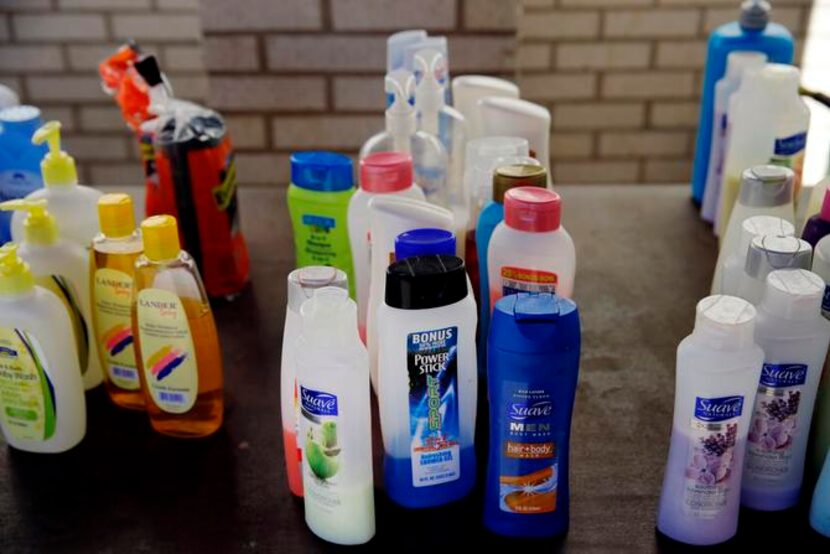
[92,193,145,410]
[0,199,101,390]
[133,215,224,438]
[0,244,86,452]
[484,293,580,538]
[296,287,375,545]
[0,105,46,243]
[10,121,102,248]
[378,255,477,508]
[280,266,348,497]
[657,295,763,545]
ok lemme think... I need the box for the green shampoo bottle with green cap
[287,152,356,298]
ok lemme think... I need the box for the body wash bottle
[742,269,830,511]
[657,295,763,545]
[296,287,375,545]
[133,215,224,438]
[91,194,145,410]
[0,244,85,453]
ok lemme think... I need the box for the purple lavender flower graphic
[748,391,799,450]
[688,424,737,485]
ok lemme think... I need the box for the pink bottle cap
[821,188,830,221]
[359,152,413,193]
[504,187,561,232]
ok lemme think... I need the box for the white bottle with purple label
[657,295,763,546]
[741,269,830,511]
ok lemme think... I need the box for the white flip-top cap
[287,266,348,313]
[725,51,767,80]
[695,295,758,348]
[745,235,812,281]
[762,269,824,320]
[738,216,795,258]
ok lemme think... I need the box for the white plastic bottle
[700,51,767,223]
[657,295,763,545]
[711,165,795,293]
[348,152,425,342]
[377,254,477,508]
[717,65,810,237]
[810,235,830,475]
[365,195,453,390]
[478,97,551,178]
[280,266,348,498]
[0,244,86,453]
[488,187,575,309]
[451,76,519,140]
[10,121,102,248]
[387,29,427,72]
[296,287,374,545]
[736,235,811,305]
[1,199,102,390]
[360,70,449,208]
[713,215,794,296]
[742,269,830,511]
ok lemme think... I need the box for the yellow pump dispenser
[0,200,58,246]
[32,121,78,187]
[0,244,34,296]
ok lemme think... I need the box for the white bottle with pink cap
[487,187,575,310]
[348,152,425,342]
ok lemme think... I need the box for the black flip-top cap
[134,55,163,87]
[385,255,468,310]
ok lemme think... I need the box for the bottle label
[498,382,558,514]
[822,284,830,321]
[36,275,90,376]
[501,266,557,297]
[300,385,342,512]
[0,328,57,441]
[0,170,43,198]
[746,363,807,480]
[684,395,743,519]
[139,132,159,187]
[712,111,728,183]
[407,326,461,487]
[770,131,807,192]
[136,289,198,414]
[93,268,140,390]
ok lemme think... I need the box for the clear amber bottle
[132,215,224,438]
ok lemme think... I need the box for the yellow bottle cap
[98,193,136,238]
[141,215,181,262]
[32,121,78,187]
[0,244,34,296]
[0,199,58,246]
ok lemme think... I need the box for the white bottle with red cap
[487,187,575,310]
[348,152,425,343]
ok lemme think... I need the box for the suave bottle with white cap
[742,269,830,511]
[736,234,811,305]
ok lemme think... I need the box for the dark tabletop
[1,185,828,553]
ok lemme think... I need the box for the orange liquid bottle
[132,215,224,438]
[91,193,145,410]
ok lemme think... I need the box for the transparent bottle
[92,193,145,410]
[132,215,224,438]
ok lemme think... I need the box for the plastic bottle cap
[299,286,358,347]
[738,216,794,258]
[0,244,34,296]
[760,64,801,98]
[492,164,547,203]
[695,295,757,347]
[31,121,77,187]
[385,254,468,310]
[740,0,771,31]
[0,199,58,246]
[490,292,579,355]
[504,187,561,232]
[141,215,181,262]
[360,152,414,193]
[762,269,824,320]
[820,188,830,222]
[725,51,767,80]
[287,266,348,314]
[395,228,456,261]
[98,193,136,239]
[738,165,794,208]
[744,235,812,281]
[290,151,354,192]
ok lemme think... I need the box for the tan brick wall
[518,0,814,184]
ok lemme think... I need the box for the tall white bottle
[657,295,763,545]
[0,244,86,453]
[365,196,453,391]
[10,121,102,248]
[742,269,830,510]
[296,287,375,545]
[700,51,767,223]
[451,76,519,140]
[478,97,551,178]
[736,235,811,305]
[1,199,102,389]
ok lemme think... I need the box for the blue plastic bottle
[811,449,830,538]
[476,164,546,373]
[691,0,794,204]
[0,106,46,243]
[484,292,580,538]
[394,228,455,260]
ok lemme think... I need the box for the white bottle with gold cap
[0,198,102,390]
[0,243,86,452]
